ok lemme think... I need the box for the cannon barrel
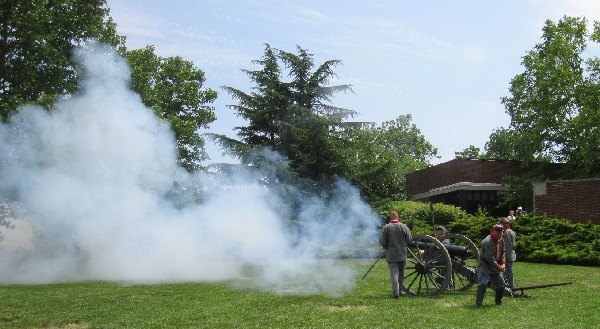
[411,241,470,258]
[443,244,470,258]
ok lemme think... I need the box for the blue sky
[105,0,600,164]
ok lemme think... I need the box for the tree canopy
[454,145,482,159]
[0,0,216,171]
[489,16,600,179]
[221,44,357,182]
[217,45,437,201]
[124,46,217,171]
[0,0,124,120]
[483,15,600,209]
[2,1,440,202]
[341,115,437,201]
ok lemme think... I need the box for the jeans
[387,261,406,296]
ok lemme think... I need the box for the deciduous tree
[341,115,437,201]
[498,16,600,178]
[455,145,482,159]
[0,0,124,120]
[124,46,217,171]
[1,1,217,171]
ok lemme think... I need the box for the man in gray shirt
[476,224,506,308]
[380,211,412,298]
[501,218,517,290]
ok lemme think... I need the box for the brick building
[406,158,563,217]
[533,178,600,224]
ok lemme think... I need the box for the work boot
[495,288,504,305]
[475,285,486,308]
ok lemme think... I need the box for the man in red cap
[380,211,412,298]
[501,218,517,290]
[476,224,506,308]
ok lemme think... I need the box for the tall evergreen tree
[221,44,356,183]
[222,45,290,152]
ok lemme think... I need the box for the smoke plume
[0,42,379,295]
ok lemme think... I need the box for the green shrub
[447,214,497,240]
[511,215,600,266]
[374,200,468,235]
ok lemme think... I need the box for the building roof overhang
[410,182,509,200]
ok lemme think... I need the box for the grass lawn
[0,261,598,329]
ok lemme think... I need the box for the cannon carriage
[403,233,479,296]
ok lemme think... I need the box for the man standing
[501,218,517,290]
[380,211,412,298]
[476,224,506,308]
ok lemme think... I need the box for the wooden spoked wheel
[403,234,452,296]
[439,233,479,291]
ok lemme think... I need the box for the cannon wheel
[403,234,452,296]
[439,233,479,291]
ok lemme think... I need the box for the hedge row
[377,201,600,266]
[376,200,468,235]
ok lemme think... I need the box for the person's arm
[405,225,412,243]
[379,226,388,249]
[499,240,506,269]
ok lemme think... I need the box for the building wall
[534,179,600,224]
[405,158,565,217]
[406,159,525,197]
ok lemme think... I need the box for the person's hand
[497,264,506,272]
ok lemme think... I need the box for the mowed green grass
[0,261,598,329]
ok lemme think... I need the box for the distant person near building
[515,206,527,217]
[506,210,516,221]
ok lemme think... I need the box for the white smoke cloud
[0,42,379,295]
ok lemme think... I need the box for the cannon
[402,234,479,296]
